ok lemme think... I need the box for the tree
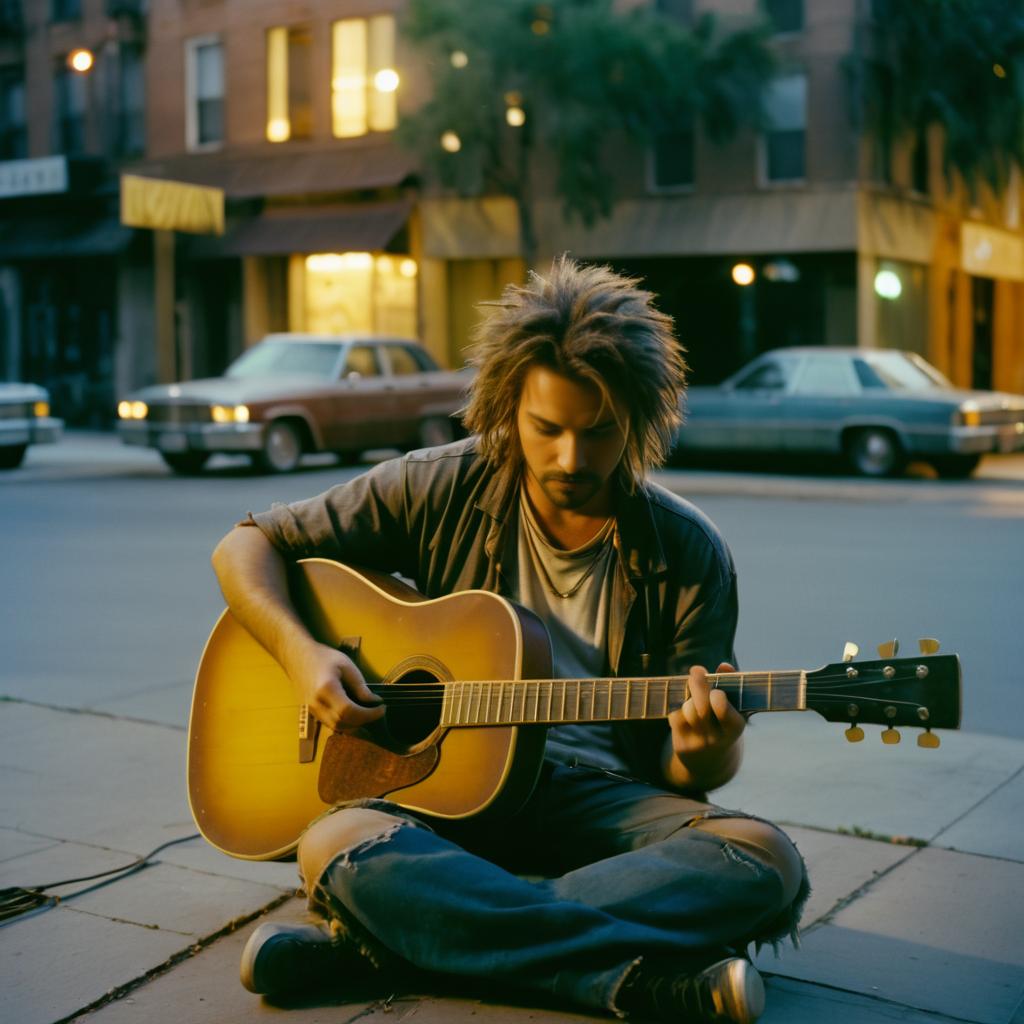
[397,0,775,266]
[849,0,1024,199]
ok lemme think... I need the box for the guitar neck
[435,672,807,727]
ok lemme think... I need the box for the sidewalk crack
[929,763,1024,846]
[0,694,185,732]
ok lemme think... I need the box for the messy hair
[463,255,687,491]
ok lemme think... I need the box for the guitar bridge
[298,704,321,764]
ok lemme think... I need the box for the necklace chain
[521,499,614,600]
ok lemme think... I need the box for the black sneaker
[239,920,376,996]
[615,955,765,1023]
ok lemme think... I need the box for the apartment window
[53,64,86,154]
[0,70,27,159]
[186,36,224,149]
[51,0,80,21]
[0,1,23,34]
[650,127,694,190]
[762,72,806,182]
[332,15,397,138]
[266,25,313,142]
[763,0,803,33]
[118,44,145,156]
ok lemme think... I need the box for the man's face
[516,365,629,515]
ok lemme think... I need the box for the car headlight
[956,403,981,427]
[118,400,148,420]
[211,404,250,424]
[33,400,49,418]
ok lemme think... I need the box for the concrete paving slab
[3,903,189,1024]
[154,834,300,890]
[0,827,57,864]
[933,769,1024,862]
[761,975,977,1023]
[89,681,194,730]
[0,703,191,851]
[64,860,290,937]
[768,847,1024,1024]
[716,715,1024,842]
[780,826,914,929]
[0,837,133,895]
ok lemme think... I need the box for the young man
[212,258,807,1023]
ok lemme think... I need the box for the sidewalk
[2,698,1021,1024]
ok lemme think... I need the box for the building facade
[0,0,1021,425]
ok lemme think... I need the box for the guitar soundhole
[385,668,443,749]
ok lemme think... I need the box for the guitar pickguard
[318,732,440,804]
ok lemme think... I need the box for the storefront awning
[126,142,417,200]
[0,217,135,260]
[188,200,413,258]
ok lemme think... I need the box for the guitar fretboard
[433,672,806,727]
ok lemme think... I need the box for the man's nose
[556,433,584,473]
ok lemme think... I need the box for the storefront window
[297,252,417,338]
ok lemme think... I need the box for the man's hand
[663,662,746,792]
[282,639,385,733]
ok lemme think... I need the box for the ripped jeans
[302,761,809,1014]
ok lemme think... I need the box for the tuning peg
[845,724,864,743]
[918,729,940,749]
[918,638,941,655]
[881,727,901,745]
[842,642,859,663]
[877,639,900,658]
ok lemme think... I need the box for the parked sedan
[117,334,470,474]
[674,348,1024,478]
[0,383,63,469]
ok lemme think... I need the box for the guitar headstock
[805,638,961,748]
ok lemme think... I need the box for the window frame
[185,33,225,153]
[758,70,807,187]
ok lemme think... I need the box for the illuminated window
[762,72,806,182]
[186,36,224,150]
[332,15,397,138]
[266,25,313,142]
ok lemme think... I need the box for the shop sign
[961,223,1024,282]
[0,156,69,199]
[120,174,224,235]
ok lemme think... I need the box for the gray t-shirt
[512,492,627,772]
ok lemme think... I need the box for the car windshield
[856,351,953,391]
[226,342,343,379]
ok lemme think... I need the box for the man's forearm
[210,526,317,670]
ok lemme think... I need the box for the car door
[718,355,795,450]
[783,354,861,452]
[378,343,437,446]
[327,343,397,450]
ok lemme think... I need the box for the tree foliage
[851,0,1024,197]
[397,0,775,260]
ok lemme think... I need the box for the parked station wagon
[0,383,63,469]
[674,348,1024,478]
[117,334,470,474]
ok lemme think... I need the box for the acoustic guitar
[187,559,961,860]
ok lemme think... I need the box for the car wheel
[932,454,981,479]
[257,420,304,473]
[418,416,455,449]
[0,444,27,469]
[160,451,210,475]
[845,428,904,477]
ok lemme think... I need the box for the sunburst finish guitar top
[187,560,961,861]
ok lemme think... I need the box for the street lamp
[68,48,95,73]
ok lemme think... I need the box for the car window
[343,345,382,379]
[386,346,424,376]
[733,359,790,391]
[857,351,950,391]
[793,355,859,395]
[227,342,344,379]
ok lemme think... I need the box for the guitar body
[187,560,552,861]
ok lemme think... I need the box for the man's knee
[298,807,408,887]
[691,816,805,906]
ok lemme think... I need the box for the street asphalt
[2,435,1022,1024]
